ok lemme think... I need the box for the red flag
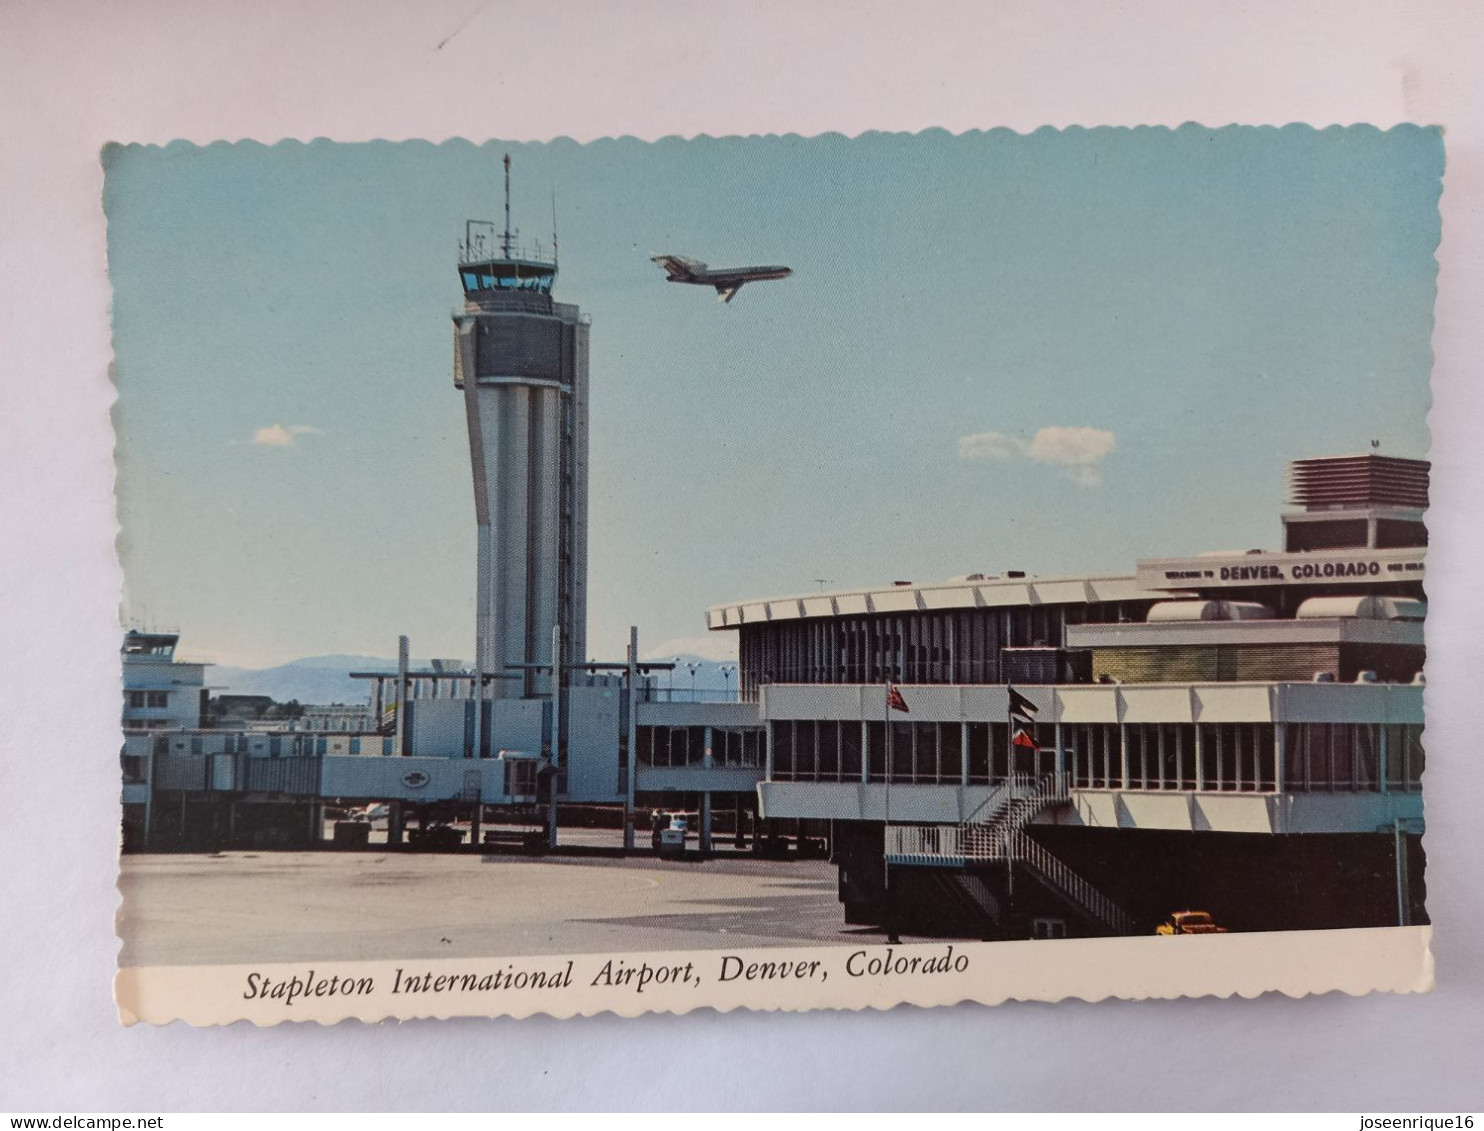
[887,684,909,713]
[1012,726,1038,749]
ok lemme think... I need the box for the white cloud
[958,425,1116,486]
[957,431,1025,461]
[1026,426,1116,485]
[252,423,321,447]
[644,634,739,663]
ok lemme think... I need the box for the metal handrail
[884,823,964,863]
[965,774,1068,857]
[884,772,1132,933]
[1001,830,1134,935]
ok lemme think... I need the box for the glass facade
[636,725,763,769]
[767,718,1423,794]
[738,603,1148,696]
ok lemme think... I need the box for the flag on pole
[1012,726,1038,749]
[887,684,909,713]
[1007,686,1040,724]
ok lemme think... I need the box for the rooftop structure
[121,630,208,732]
[1282,453,1429,553]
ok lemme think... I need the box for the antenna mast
[502,153,513,258]
[551,184,559,270]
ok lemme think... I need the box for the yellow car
[1155,910,1228,935]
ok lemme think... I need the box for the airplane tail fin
[652,254,705,280]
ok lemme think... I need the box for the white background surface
[2,0,1482,1112]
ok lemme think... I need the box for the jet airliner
[650,254,792,302]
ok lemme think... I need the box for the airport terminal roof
[706,572,1159,630]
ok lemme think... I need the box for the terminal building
[712,451,1427,938]
[119,163,1428,938]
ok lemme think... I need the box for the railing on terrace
[884,823,965,865]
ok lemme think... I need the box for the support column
[701,726,714,855]
[470,669,482,759]
[1394,821,1411,926]
[1119,722,1129,791]
[734,795,745,849]
[395,635,409,757]
[387,801,404,847]
[624,626,638,852]
[1377,724,1389,795]
[1054,721,1065,794]
[1274,722,1286,795]
[547,622,561,850]
[470,802,482,850]
[143,749,155,850]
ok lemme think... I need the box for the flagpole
[1005,687,1014,901]
[884,678,891,825]
[882,678,891,941]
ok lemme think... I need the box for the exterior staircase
[883,773,1133,935]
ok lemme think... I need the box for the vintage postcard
[108,126,1439,1025]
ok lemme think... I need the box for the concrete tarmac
[117,850,874,967]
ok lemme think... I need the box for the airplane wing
[715,282,744,303]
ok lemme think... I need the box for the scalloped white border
[7,0,1481,1110]
[117,928,1434,1027]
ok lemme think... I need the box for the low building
[121,631,207,732]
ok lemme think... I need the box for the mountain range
[208,654,740,705]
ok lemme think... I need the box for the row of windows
[738,604,1144,692]
[767,719,1423,794]
[144,732,336,757]
[636,726,763,769]
[125,691,170,709]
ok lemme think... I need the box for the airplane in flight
[650,254,793,303]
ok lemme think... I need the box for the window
[772,721,795,779]
[1032,918,1067,940]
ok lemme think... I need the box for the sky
[104,126,1442,669]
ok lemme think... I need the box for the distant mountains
[209,654,740,706]
[209,655,398,706]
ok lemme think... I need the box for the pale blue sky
[105,126,1441,668]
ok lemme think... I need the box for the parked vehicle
[655,813,688,858]
[1155,910,1228,935]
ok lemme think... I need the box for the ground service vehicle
[1155,910,1228,935]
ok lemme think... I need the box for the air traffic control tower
[453,155,589,701]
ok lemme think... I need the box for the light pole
[685,661,702,701]
[719,664,737,700]
[671,656,681,702]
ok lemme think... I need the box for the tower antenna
[502,153,513,258]
[551,183,559,270]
